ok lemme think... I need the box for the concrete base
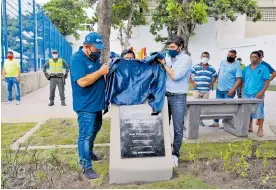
[109,98,173,184]
[1,71,49,102]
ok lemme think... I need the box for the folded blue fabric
[105,52,166,114]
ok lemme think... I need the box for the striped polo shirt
[191,63,218,93]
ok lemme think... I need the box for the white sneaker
[5,101,11,104]
[172,155,179,167]
[16,101,21,105]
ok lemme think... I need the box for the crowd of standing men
[2,31,275,180]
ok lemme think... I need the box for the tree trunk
[118,23,124,51]
[123,1,135,50]
[97,0,112,63]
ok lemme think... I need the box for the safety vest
[49,58,64,73]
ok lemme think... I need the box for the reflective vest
[49,58,64,73]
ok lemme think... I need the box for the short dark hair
[229,49,237,54]
[121,49,135,58]
[166,36,184,49]
[7,51,13,55]
[258,50,264,56]
[202,52,210,56]
[251,51,262,59]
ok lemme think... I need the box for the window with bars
[246,7,276,22]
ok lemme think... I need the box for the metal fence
[1,0,72,73]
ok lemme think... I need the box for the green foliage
[112,0,149,49]
[150,0,262,52]
[112,0,148,28]
[42,0,93,39]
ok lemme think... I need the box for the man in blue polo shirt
[243,51,270,137]
[70,32,109,179]
[209,49,242,128]
[255,50,276,126]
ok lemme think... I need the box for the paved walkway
[2,78,112,123]
[2,82,276,148]
[2,81,276,124]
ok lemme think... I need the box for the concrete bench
[184,99,262,139]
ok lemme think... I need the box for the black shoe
[61,101,66,106]
[83,168,99,179]
[48,101,54,106]
[90,153,103,161]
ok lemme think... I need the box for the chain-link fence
[1,0,72,73]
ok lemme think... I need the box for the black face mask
[227,56,235,63]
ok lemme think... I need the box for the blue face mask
[89,51,101,60]
[168,49,179,58]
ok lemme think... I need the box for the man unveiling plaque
[120,106,165,158]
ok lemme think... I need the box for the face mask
[227,56,235,63]
[7,55,13,60]
[89,51,101,60]
[168,49,179,58]
[201,57,209,64]
[52,54,58,59]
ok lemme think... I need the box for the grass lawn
[1,123,36,149]
[24,118,110,146]
[2,120,276,188]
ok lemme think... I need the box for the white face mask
[52,54,58,59]
[201,57,209,64]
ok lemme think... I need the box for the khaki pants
[193,90,210,99]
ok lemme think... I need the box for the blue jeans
[77,111,102,169]
[214,89,235,123]
[167,94,187,157]
[5,77,21,101]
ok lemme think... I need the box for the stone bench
[184,99,262,139]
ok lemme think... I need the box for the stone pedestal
[109,98,173,184]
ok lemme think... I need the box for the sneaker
[90,153,103,162]
[48,101,54,106]
[61,102,66,106]
[83,168,99,179]
[16,101,21,105]
[209,122,219,127]
[172,155,179,167]
[5,101,11,104]
[200,121,205,127]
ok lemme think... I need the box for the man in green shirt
[237,57,246,98]
[1,51,21,105]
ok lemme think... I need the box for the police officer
[43,50,69,106]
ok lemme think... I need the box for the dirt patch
[177,158,276,189]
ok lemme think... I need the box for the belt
[165,92,186,96]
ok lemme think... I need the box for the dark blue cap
[84,32,104,50]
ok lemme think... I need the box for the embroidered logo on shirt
[257,70,261,74]
[88,65,93,69]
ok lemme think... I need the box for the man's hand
[157,58,165,65]
[2,76,4,81]
[16,76,20,82]
[191,82,197,88]
[208,83,213,89]
[99,63,109,75]
[256,91,264,99]
[227,89,235,97]
[45,73,51,80]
